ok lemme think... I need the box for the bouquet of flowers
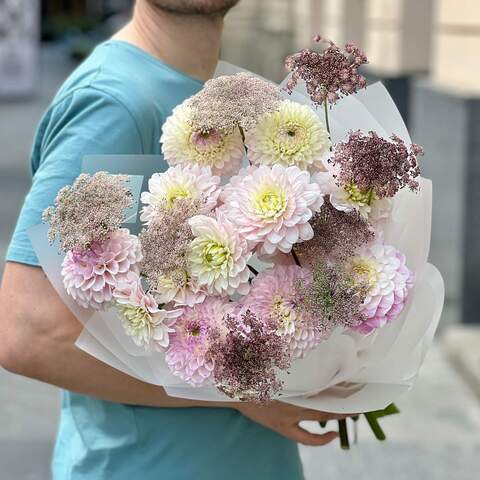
[32,36,444,448]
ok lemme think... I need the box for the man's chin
[147,0,241,16]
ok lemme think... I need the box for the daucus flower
[61,228,142,309]
[140,165,221,224]
[188,72,281,133]
[348,241,414,334]
[43,172,133,252]
[245,100,331,172]
[244,265,324,360]
[221,165,323,255]
[165,297,232,386]
[114,273,182,350]
[284,35,368,106]
[160,103,245,176]
[188,212,252,296]
[208,308,290,403]
[140,198,205,307]
[295,198,374,264]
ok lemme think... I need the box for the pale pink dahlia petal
[140,164,221,224]
[165,297,232,386]
[221,165,323,256]
[350,242,414,334]
[62,229,142,309]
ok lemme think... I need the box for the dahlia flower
[245,100,330,172]
[62,228,142,309]
[284,35,368,106]
[221,164,323,255]
[140,164,221,224]
[188,212,252,296]
[114,274,183,350]
[43,172,132,252]
[244,265,324,360]
[165,297,232,386]
[314,162,392,223]
[348,242,414,334]
[160,102,245,176]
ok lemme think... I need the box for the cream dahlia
[165,297,232,386]
[244,265,324,359]
[188,212,252,296]
[62,228,142,309]
[221,165,323,255]
[314,163,392,223]
[140,164,221,224]
[244,100,330,172]
[160,102,245,176]
[155,269,206,308]
[348,241,414,334]
[114,273,183,350]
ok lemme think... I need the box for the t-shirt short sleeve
[6,87,144,266]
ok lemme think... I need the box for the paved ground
[1,45,479,480]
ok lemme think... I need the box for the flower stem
[338,419,350,450]
[291,248,301,267]
[247,264,259,276]
[364,412,386,441]
[323,98,331,136]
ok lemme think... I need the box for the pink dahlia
[140,164,221,224]
[165,297,232,386]
[220,165,323,255]
[188,211,252,296]
[244,265,324,359]
[62,228,142,309]
[349,242,414,334]
[113,273,183,350]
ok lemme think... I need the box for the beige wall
[432,0,480,93]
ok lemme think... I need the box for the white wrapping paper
[29,62,444,412]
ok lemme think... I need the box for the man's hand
[237,401,351,446]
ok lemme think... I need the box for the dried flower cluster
[43,172,132,252]
[139,198,201,293]
[284,35,367,106]
[331,131,423,198]
[296,262,365,331]
[188,73,281,132]
[295,198,374,263]
[208,309,290,403]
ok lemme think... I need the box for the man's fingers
[289,426,339,446]
[298,409,353,422]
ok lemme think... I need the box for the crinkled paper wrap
[28,62,444,413]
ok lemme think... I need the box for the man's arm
[0,262,346,446]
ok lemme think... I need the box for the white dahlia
[140,164,221,224]
[160,102,245,176]
[165,297,232,386]
[314,163,392,223]
[188,212,252,296]
[244,265,324,360]
[62,228,142,309]
[349,242,414,334]
[221,164,323,255]
[155,269,206,308]
[114,273,183,350]
[245,100,331,172]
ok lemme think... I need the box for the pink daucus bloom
[284,35,368,106]
[220,164,323,256]
[349,241,414,334]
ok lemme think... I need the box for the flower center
[252,187,287,220]
[201,241,231,269]
[117,304,151,336]
[344,183,376,207]
[351,259,378,292]
[191,129,222,151]
[272,296,296,335]
[164,185,192,208]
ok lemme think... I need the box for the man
[0,2,347,478]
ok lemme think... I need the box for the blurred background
[0,0,479,479]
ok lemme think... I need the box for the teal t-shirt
[5,41,304,480]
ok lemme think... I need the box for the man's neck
[114,1,224,82]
